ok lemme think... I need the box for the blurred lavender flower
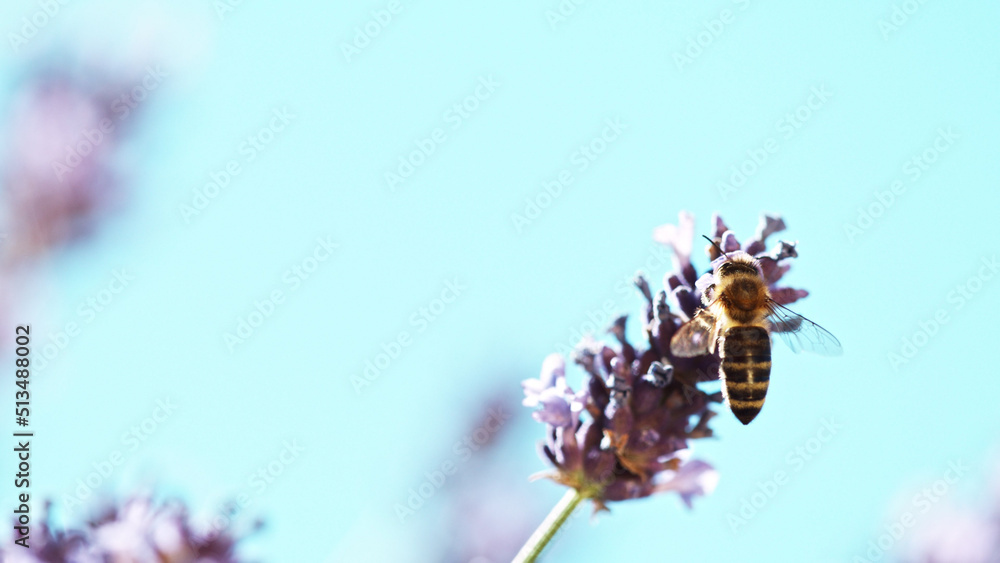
[0,56,158,354]
[898,505,999,563]
[889,460,1000,563]
[1,496,258,562]
[521,211,804,512]
[1,61,153,263]
[436,393,548,563]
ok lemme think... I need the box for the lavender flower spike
[517,211,818,561]
[1,495,258,561]
[522,354,579,428]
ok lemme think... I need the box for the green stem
[512,489,584,563]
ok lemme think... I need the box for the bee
[670,236,842,424]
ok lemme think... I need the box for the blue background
[1,0,998,561]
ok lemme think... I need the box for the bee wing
[766,300,843,356]
[670,309,720,357]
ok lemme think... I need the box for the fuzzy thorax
[712,252,771,326]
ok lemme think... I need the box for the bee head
[715,258,760,279]
[703,235,761,279]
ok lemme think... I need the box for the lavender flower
[0,495,258,562]
[437,393,549,563]
[888,461,1000,563]
[521,211,807,512]
[0,58,157,355]
[1,61,152,263]
[898,505,999,563]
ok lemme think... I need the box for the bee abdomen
[720,326,771,425]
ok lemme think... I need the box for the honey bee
[670,236,842,424]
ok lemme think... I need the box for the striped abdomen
[720,326,772,425]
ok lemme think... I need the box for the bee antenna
[702,234,730,260]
